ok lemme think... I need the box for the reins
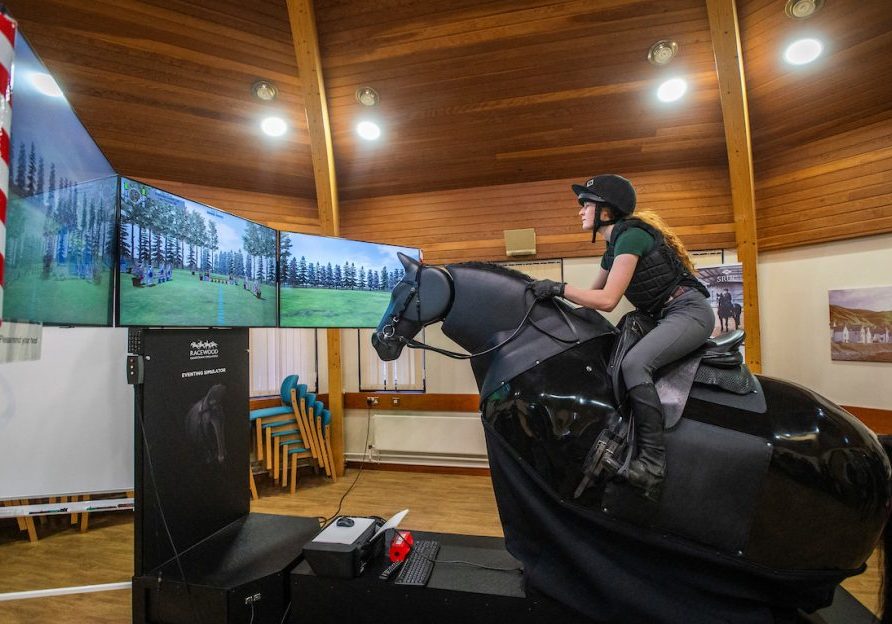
[382,266,582,360]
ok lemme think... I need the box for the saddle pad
[694,363,756,394]
[654,354,701,430]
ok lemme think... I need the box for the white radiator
[370,414,488,460]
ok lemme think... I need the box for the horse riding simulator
[373,252,892,623]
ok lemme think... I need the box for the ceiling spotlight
[647,40,679,66]
[356,121,381,141]
[260,116,287,137]
[251,80,279,101]
[656,78,687,102]
[355,86,380,107]
[784,38,823,65]
[785,0,824,19]
[29,72,64,98]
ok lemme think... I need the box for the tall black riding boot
[625,383,666,500]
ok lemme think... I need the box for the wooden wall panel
[339,167,735,264]
[755,113,892,251]
[138,178,321,234]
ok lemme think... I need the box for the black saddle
[609,314,755,414]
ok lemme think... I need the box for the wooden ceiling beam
[286,0,345,478]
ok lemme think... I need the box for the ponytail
[631,210,697,275]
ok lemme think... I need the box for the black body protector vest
[603,218,709,315]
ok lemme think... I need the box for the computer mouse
[336,517,355,528]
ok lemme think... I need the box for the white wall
[0,328,133,500]
[758,232,892,409]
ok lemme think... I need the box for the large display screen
[2,33,117,326]
[279,232,420,328]
[118,178,277,327]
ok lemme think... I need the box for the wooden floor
[0,469,881,622]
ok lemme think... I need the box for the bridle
[377,265,583,360]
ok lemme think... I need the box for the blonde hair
[627,210,697,275]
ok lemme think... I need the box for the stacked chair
[249,374,338,495]
[284,389,338,494]
[249,375,301,465]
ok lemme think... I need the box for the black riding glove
[528,279,566,300]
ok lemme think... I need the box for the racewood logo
[189,340,219,360]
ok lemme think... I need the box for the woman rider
[528,174,713,498]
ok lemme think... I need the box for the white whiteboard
[0,327,133,500]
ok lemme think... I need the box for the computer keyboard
[393,540,440,587]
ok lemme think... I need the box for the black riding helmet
[571,174,637,241]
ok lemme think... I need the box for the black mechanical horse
[373,253,891,624]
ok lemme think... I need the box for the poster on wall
[828,286,892,363]
[697,263,744,338]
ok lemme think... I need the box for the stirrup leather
[573,420,632,498]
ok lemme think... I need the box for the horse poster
[696,263,744,338]
[829,285,892,362]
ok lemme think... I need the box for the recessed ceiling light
[656,78,687,102]
[784,38,823,65]
[356,121,381,140]
[647,40,679,66]
[251,80,278,101]
[355,86,380,107]
[260,116,287,137]
[785,0,824,19]
[29,72,63,98]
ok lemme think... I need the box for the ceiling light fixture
[647,40,679,66]
[656,78,687,102]
[784,38,823,65]
[260,116,287,137]
[356,121,381,141]
[784,0,824,19]
[29,72,64,98]
[355,87,380,107]
[251,80,279,101]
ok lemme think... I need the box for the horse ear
[398,252,420,271]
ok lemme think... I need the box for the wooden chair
[279,388,319,488]
[314,405,337,482]
[271,385,308,482]
[249,375,299,463]
[288,445,315,494]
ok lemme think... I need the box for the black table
[290,529,877,624]
[291,530,598,624]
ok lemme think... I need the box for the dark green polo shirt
[600,226,655,270]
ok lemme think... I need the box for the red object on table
[389,530,414,562]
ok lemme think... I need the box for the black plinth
[133,513,320,624]
[290,530,594,624]
[290,530,878,624]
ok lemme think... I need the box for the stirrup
[573,425,629,498]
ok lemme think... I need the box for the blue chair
[249,375,299,463]
[271,384,308,482]
[315,408,337,482]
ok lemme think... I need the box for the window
[357,328,425,391]
[249,328,318,397]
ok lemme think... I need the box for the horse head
[372,252,453,361]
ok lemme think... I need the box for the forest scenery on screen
[279,232,420,327]
[2,33,117,325]
[118,179,276,327]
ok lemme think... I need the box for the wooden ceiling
[5,0,891,203]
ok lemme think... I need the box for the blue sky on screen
[829,286,892,312]
[11,33,115,184]
[134,181,273,253]
[283,232,420,270]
